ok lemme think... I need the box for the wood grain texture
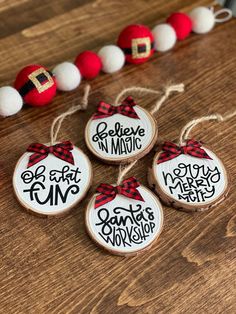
[0,0,236,313]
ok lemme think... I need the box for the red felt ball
[75,51,102,80]
[166,12,192,40]
[14,64,56,107]
[117,24,154,64]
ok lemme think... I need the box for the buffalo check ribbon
[94,176,144,209]
[157,139,212,164]
[27,141,74,168]
[92,96,140,120]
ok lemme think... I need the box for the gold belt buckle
[28,68,54,93]
[131,37,151,59]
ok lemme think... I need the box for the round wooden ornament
[85,162,164,256]
[13,143,92,216]
[149,112,236,212]
[85,84,184,164]
[13,85,93,216]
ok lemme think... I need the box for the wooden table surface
[0,0,236,313]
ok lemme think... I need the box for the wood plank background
[0,0,236,313]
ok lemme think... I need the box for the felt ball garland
[0,5,232,117]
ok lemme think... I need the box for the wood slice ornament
[149,112,236,212]
[13,142,92,216]
[85,84,184,164]
[85,162,164,256]
[13,86,93,217]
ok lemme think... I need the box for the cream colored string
[50,84,91,145]
[179,110,236,146]
[210,6,232,23]
[116,160,138,185]
[114,83,184,114]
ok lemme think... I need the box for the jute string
[50,84,91,145]
[114,83,184,115]
[116,160,138,185]
[179,110,236,146]
[117,109,236,185]
[49,83,185,183]
[150,83,184,115]
[115,83,184,185]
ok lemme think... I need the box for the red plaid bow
[157,139,212,164]
[27,141,74,168]
[92,96,140,120]
[94,177,144,209]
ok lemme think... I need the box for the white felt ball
[98,45,125,73]
[152,23,177,52]
[0,86,23,117]
[189,7,215,34]
[52,62,81,91]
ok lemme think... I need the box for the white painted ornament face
[13,145,92,216]
[86,186,163,256]
[85,105,157,163]
[153,146,228,208]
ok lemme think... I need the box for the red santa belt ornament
[14,64,56,107]
[117,24,154,64]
